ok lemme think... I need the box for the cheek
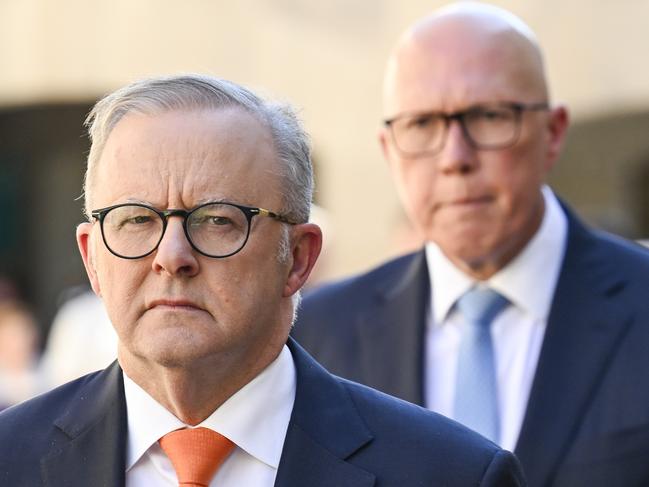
[393,160,434,215]
[95,256,146,320]
[210,252,283,312]
[213,274,246,312]
[487,152,546,232]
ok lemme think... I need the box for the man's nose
[151,217,199,277]
[436,119,478,174]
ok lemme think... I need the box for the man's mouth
[437,195,493,210]
[147,299,203,311]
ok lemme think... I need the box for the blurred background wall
[1,0,649,334]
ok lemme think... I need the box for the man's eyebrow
[122,197,153,205]
[195,196,227,205]
[195,197,256,207]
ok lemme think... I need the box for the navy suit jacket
[0,338,525,486]
[293,207,649,487]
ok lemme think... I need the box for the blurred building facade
[1,0,649,329]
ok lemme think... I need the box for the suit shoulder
[337,378,525,485]
[592,229,649,270]
[0,370,101,437]
[298,251,422,315]
[292,251,427,372]
[563,203,649,269]
[340,376,496,452]
[0,372,101,476]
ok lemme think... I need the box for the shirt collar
[427,185,568,324]
[124,344,296,471]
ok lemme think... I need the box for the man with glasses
[0,74,525,486]
[294,3,649,486]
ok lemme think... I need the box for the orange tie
[159,427,235,487]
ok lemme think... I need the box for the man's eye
[119,215,153,227]
[408,115,435,129]
[209,216,232,226]
[191,215,233,227]
[477,109,511,121]
[130,216,152,224]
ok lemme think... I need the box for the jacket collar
[274,338,376,487]
[42,361,127,487]
[514,207,634,486]
[354,250,429,405]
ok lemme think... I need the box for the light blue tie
[453,287,509,444]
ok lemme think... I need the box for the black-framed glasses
[384,101,549,158]
[91,201,298,259]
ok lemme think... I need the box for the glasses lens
[464,105,518,148]
[187,203,249,257]
[391,113,446,156]
[102,205,163,258]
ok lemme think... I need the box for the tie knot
[159,427,235,487]
[457,287,509,326]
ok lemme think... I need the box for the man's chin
[130,331,216,368]
[143,345,210,368]
[435,239,504,278]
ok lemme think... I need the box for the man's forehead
[91,107,280,208]
[106,106,264,142]
[100,108,271,161]
[383,8,547,115]
[409,2,540,46]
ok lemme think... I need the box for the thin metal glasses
[91,201,297,259]
[384,102,549,158]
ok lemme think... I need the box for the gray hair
[83,74,313,223]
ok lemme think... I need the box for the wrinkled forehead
[91,108,282,208]
[384,10,548,114]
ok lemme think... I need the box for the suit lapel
[355,250,429,405]
[40,347,374,487]
[275,339,376,487]
[515,213,634,487]
[41,362,127,487]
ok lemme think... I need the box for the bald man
[293,3,649,486]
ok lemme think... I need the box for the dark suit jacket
[0,338,525,486]
[293,207,649,487]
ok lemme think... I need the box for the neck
[118,341,285,425]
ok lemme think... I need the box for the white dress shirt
[124,345,296,487]
[424,186,567,451]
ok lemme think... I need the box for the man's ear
[545,104,569,172]
[378,126,391,163]
[76,222,102,296]
[283,223,323,298]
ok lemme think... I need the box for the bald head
[383,2,549,117]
